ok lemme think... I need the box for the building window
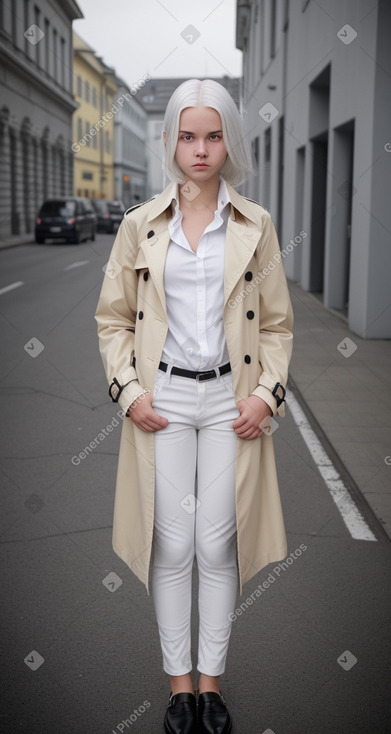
[85,81,90,103]
[77,75,82,96]
[53,28,58,81]
[270,0,276,58]
[92,133,97,149]
[92,87,97,107]
[34,5,41,66]
[82,171,93,180]
[85,122,90,145]
[60,37,65,87]
[24,0,29,54]
[105,132,110,153]
[44,18,49,72]
[77,118,83,141]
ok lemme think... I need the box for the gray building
[139,76,240,199]
[0,0,82,241]
[113,76,148,209]
[236,0,391,338]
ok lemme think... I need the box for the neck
[178,174,221,212]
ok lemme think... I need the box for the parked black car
[91,199,125,234]
[35,197,96,244]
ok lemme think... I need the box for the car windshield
[41,201,76,217]
[107,202,124,213]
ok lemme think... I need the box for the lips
[192,164,209,168]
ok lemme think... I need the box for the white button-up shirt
[161,177,231,371]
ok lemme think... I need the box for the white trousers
[151,366,240,676]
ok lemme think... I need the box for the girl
[95,79,294,734]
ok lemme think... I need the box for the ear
[162,130,167,146]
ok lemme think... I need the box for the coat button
[244,354,251,364]
[246,310,255,319]
[143,271,148,281]
[147,230,154,238]
[245,271,252,281]
[138,311,144,319]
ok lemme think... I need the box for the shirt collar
[170,177,230,225]
[146,177,258,224]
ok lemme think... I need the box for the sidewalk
[0,234,34,250]
[287,280,391,540]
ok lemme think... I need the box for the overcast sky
[74,0,243,88]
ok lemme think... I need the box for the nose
[195,139,207,157]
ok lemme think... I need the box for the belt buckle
[196,368,217,382]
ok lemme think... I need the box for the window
[82,171,93,180]
[85,81,90,103]
[92,87,97,107]
[105,132,110,153]
[77,75,82,96]
[85,122,90,145]
[77,118,83,141]
[92,133,97,149]
[53,28,58,81]
[32,5,42,66]
[44,18,49,72]
[60,37,65,87]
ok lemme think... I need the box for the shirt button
[245,271,252,281]
[246,310,255,319]
[244,354,251,364]
[143,272,148,281]
[147,230,154,238]
[138,311,144,320]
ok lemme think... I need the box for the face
[171,106,228,183]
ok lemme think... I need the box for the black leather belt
[158,360,231,382]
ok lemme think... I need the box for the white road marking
[64,260,89,270]
[0,281,24,295]
[286,388,377,541]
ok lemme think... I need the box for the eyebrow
[178,130,223,134]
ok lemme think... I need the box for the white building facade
[236,0,391,338]
[113,78,148,209]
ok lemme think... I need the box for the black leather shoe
[198,691,232,733]
[164,691,197,734]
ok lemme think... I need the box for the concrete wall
[237,0,391,338]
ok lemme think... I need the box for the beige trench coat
[94,180,294,596]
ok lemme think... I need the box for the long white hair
[162,78,253,187]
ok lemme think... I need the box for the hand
[232,395,273,440]
[127,392,168,432]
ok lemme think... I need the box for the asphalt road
[1,234,390,734]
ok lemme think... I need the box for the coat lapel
[136,180,263,317]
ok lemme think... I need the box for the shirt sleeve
[250,211,294,417]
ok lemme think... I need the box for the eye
[210,134,222,141]
[180,134,193,141]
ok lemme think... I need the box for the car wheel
[90,228,96,241]
[35,237,44,244]
[72,231,81,244]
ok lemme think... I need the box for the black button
[244,354,251,364]
[147,230,154,239]
[245,271,252,281]
[143,271,148,281]
[138,311,144,319]
[246,310,254,320]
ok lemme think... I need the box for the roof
[138,76,240,114]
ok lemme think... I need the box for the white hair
[162,78,253,187]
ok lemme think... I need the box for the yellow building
[72,32,118,199]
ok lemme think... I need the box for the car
[35,197,97,244]
[91,199,125,234]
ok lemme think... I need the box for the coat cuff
[118,381,149,414]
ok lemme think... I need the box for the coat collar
[146,178,258,225]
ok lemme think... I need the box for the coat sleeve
[250,211,294,417]
[94,214,148,414]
